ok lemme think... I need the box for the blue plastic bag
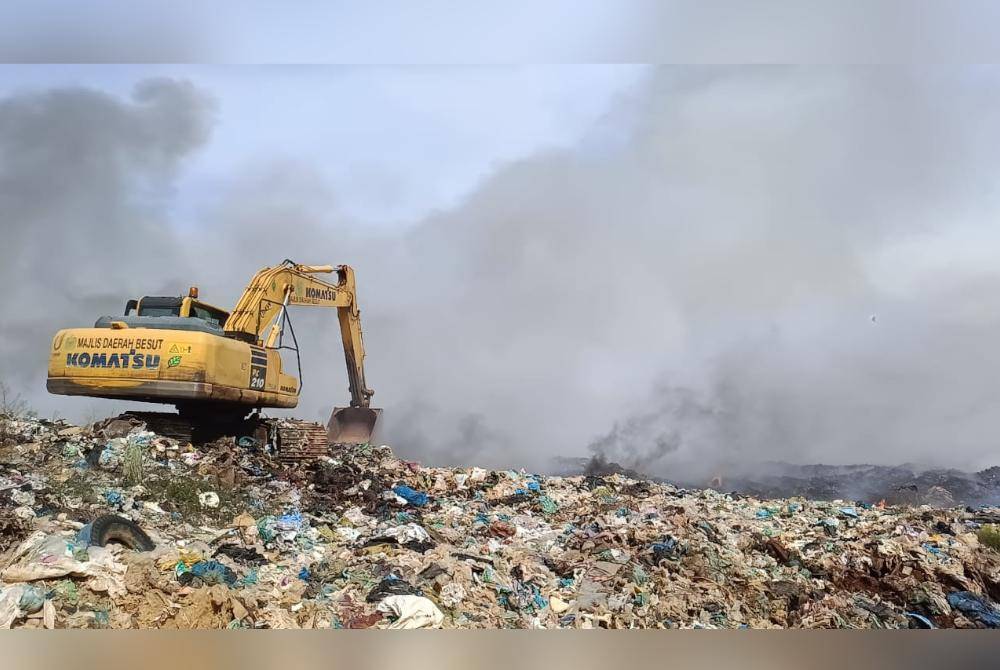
[181,560,238,586]
[18,585,46,613]
[276,510,303,531]
[393,485,429,507]
[947,591,1000,628]
[75,523,93,547]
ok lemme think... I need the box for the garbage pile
[707,463,1000,508]
[3,412,1000,629]
[558,456,1000,508]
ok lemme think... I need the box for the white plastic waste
[0,532,128,597]
[198,491,220,508]
[0,585,26,629]
[377,523,430,544]
[440,583,466,608]
[376,595,445,629]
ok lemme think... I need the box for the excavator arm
[224,260,375,410]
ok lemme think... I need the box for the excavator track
[268,419,332,462]
[118,411,242,444]
[112,411,332,462]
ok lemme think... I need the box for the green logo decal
[167,355,181,368]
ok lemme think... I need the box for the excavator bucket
[328,406,382,445]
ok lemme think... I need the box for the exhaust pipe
[328,406,382,445]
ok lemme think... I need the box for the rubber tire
[89,514,155,551]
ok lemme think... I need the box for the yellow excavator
[46,260,380,452]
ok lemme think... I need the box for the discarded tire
[89,514,155,551]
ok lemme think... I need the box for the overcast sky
[0,65,646,223]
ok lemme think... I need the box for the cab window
[137,297,182,317]
[190,303,228,328]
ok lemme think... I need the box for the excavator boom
[225,260,380,443]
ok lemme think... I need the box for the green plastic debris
[539,495,558,514]
[71,543,89,562]
[256,516,277,542]
[53,580,79,606]
[94,607,110,628]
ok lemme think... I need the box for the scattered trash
[375,595,444,629]
[75,523,93,547]
[549,596,570,614]
[17,585,45,614]
[439,583,466,607]
[213,544,267,565]
[392,485,429,507]
[2,412,1000,629]
[198,492,220,508]
[276,510,303,531]
[178,560,238,587]
[818,517,840,536]
[947,591,1000,628]
[52,580,78,607]
[376,522,431,545]
[0,585,27,628]
[538,495,559,514]
[88,514,155,551]
[904,611,936,629]
[650,537,685,563]
[366,578,422,602]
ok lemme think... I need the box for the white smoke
[7,68,1000,477]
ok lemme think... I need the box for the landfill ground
[561,455,1000,509]
[2,413,1000,629]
